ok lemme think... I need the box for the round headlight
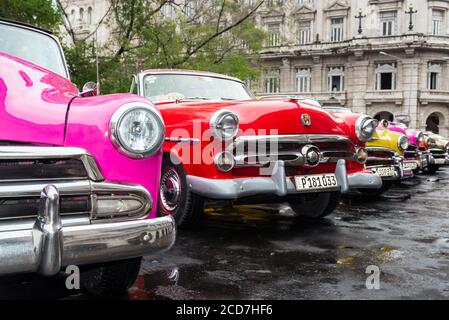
[417,132,424,144]
[210,110,239,141]
[380,119,389,129]
[356,115,378,142]
[398,135,409,152]
[110,103,165,159]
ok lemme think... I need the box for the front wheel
[158,157,204,228]
[358,180,393,197]
[424,164,439,174]
[81,257,142,297]
[288,192,340,219]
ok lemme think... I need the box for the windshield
[0,22,68,78]
[142,74,254,101]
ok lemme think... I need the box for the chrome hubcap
[160,168,181,212]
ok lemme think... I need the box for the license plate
[435,158,446,165]
[294,174,338,191]
[422,159,428,167]
[372,166,395,177]
[403,162,418,170]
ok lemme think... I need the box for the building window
[267,23,281,46]
[296,68,311,93]
[79,8,84,22]
[428,62,442,90]
[327,66,344,92]
[380,11,397,36]
[267,0,283,7]
[265,70,281,93]
[330,17,344,42]
[375,63,397,90]
[432,10,444,35]
[298,21,311,44]
[162,2,176,18]
[70,9,75,23]
[87,7,93,24]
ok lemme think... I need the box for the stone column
[349,56,369,114]
[280,58,293,93]
[402,56,420,128]
[311,56,323,93]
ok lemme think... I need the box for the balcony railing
[419,90,449,104]
[260,33,447,56]
[364,90,403,105]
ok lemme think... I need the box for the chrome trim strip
[165,137,201,144]
[0,146,104,182]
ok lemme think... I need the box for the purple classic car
[383,121,430,173]
[0,20,175,295]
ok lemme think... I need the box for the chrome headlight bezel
[110,102,165,159]
[356,115,378,142]
[398,134,409,152]
[210,110,239,141]
[380,119,389,129]
[416,132,424,144]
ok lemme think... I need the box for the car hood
[367,129,403,155]
[426,133,449,150]
[156,99,351,137]
[0,52,77,146]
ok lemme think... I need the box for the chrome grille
[0,146,150,222]
[366,147,397,166]
[230,134,356,168]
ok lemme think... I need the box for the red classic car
[131,70,382,227]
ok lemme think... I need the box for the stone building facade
[253,0,449,136]
[59,0,449,135]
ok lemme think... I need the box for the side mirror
[80,82,98,97]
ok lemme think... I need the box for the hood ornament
[301,114,311,126]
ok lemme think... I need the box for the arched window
[88,7,93,24]
[426,112,444,134]
[374,111,394,122]
[79,8,84,22]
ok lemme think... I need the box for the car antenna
[95,31,100,95]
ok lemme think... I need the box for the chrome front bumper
[0,185,176,277]
[187,159,382,200]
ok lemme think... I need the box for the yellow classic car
[362,128,413,196]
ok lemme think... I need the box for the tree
[0,0,60,30]
[58,0,266,93]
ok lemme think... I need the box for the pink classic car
[382,121,431,173]
[0,20,175,295]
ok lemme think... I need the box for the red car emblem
[301,114,311,126]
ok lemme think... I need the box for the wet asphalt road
[1,168,449,300]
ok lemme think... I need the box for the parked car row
[0,20,448,296]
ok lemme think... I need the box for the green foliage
[2,0,266,94]
[0,0,60,30]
